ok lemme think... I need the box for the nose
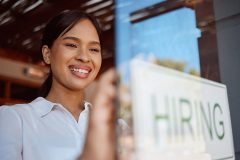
[76,48,90,63]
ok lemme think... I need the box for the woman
[0,10,116,160]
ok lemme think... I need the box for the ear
[42,45,51,64]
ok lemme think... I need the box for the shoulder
[0,104,31,127]
[0,97,45,118]
[1,102,28,114]
[0,105,25,159]
[0,105,23,135]
[0,105,21,118]
[0,100,30,113]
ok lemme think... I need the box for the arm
[0,106,23,160]
[79,68,117,160]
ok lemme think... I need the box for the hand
[80,68,117,160]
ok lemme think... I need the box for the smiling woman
[0,10,116,160]
[40,10,102,98]
[41,11,102,120]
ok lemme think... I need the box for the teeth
[71,68,89,74]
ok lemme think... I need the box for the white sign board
[130,59,235,160]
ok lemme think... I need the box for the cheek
[94,55,102,71]
[51,47,71,64]
[50,50,71,74]
[90,50,101,60]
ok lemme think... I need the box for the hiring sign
[130,59,235,160]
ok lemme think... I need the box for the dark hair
[39,10,102,97]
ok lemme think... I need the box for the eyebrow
[62,36,80,42]
[62,36,101,46]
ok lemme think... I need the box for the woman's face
[43,19,102,91]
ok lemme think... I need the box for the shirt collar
[30,97,91,118]
[29,97,56,117]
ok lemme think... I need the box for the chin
[73,82,92,91]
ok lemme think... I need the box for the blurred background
[0,0,115,104]
[0,0,240,159]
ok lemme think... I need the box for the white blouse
[0,97,90,160]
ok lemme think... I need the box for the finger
[94,69,117,105]
[99,68,117,85]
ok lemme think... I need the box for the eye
[89,48,100,53]
[65,43,77,48]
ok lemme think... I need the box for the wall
[214,0,240,158]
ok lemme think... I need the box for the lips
[69,65,92,78]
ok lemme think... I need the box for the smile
[69,65,92,79]
[70,68,89,74]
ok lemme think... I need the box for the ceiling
[0,0,115,64]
